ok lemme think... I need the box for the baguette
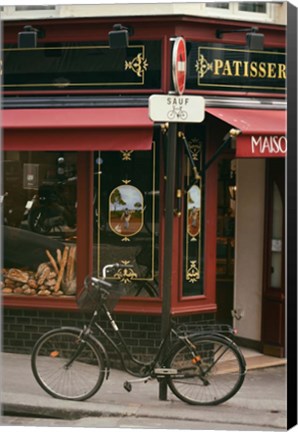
[66,246,76,283]
[54,247,69,292]
[56,249,62,266]
[46,250,59,274]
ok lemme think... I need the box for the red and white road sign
[172,37,187,95]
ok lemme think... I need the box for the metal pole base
[159,379,168,401]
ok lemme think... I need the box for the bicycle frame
[83,303,179,377]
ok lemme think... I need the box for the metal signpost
[148,37,205,401]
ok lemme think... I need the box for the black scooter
[28,180,76,235]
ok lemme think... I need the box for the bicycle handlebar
[102,263,133,279]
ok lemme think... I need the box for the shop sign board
[2,41,162,91]
[148,94,205,123]
[188,44,286,93]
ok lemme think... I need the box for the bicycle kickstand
[123,376,151,392]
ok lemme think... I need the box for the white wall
[234,158,266,341]
[0,3,286,25]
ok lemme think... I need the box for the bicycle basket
[77,276,127,313]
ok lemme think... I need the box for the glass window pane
[93,146,160,298]
[238,2,267,13]
[216,160,236,279]
[15,6,56,10]
[2,151,77,298]
[206,2,229,8]
[182,134,204,296]
[270,182,283,288]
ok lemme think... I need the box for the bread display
[1,245,76,298]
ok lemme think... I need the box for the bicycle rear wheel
[167,335,246,405]
[31,328,106,401]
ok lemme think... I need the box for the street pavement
[0,351,287,430]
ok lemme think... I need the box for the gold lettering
[267,62,277,78]
[250,61,258,78]
[258,62,267,78]
[222,60,233,76]
[209,56,286,82]
[213,59,224,75]
[243,61,249,77]
[232,61,242,76]
[278,63,286,79]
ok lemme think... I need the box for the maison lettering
[251,136,287,154]
[213,60,286,79]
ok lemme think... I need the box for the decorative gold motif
[113,261,138,284]
[121,150,134,161]
[0,59,3,76]
[195,54,213,79]
[186,261,200,283]
[122,179,131,185]
[125,53,148,77]
[189,138,201,161]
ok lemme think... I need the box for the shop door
[216,159,236,325]
[261,159,285,357]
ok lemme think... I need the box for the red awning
[2,107,154,151]
[206,108,287,157]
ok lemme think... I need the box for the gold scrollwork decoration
[189,138,201,161]
[186,260,200,283]
[113,260,138,284]
[195,54,213,79]
[121,150,134,161]
[125,53,149,77]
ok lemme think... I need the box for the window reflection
[2,151,77,298]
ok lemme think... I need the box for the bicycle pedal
[123,381,132,392]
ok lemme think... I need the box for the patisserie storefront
[2,14,286,357]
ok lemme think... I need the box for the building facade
[1,3,286,359]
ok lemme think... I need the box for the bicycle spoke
[32,329,105,401]
[167,335,245,405]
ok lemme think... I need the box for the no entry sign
[172,37,187,95]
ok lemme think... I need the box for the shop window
[216,159,236,280]
[203,2,270,19]
[2,151,77,298]
[93,144,160,297]
[182,133,204,296]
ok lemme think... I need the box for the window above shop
[1,5,58,19]
[203,2,274,22]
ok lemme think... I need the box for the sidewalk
[1,351,287,430]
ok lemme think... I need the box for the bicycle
[167,106,188,121]
[31,263,247,406]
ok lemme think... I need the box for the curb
[2,391,287,430]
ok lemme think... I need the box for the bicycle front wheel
[31,328,106,401]
[167,335,246,405]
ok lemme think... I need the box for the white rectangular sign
[149,94,205,123]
